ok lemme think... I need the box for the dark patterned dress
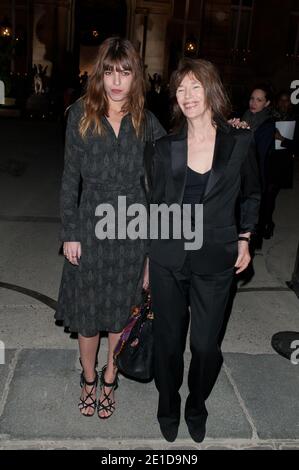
[55,99,165,337]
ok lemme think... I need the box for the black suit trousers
[150,254,234,429]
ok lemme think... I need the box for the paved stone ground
[0,118,299,450]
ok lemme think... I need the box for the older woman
[149,59,261,442]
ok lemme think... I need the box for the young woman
[242,85,275,243]
[149,59,261,442]
[55,37,165,419]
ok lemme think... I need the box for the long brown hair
[79,37,146,138]
[170,58,232,132]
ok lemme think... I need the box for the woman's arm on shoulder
[146,110,167,141]
[150,137,169,205]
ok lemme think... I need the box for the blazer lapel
[170,125,188,204]
[169,124,236,204]
[203,127,236,200]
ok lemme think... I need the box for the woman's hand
[235,241,251,274]
[228,118,250,129]
[143,257,150,290]
[63,241,81,265]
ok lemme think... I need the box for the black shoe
[159,423,179,442]
[78,358,98,417]
[97,364,119,419]
[187,422,206,443]
[185,409,208,443]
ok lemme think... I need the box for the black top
[182,167,211,226]
[183,166,211,206]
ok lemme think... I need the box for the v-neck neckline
[104,114,129,140]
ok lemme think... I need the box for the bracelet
[238,236,250,242]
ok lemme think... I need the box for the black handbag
[113,290,154,381]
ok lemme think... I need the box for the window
[170,0,204,58]
[287,11,299,59]
[232,0,253,7]
[231,0,254,52]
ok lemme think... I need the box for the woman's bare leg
[98,332,121,418]
[78,333,100,416]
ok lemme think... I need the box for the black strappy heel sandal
[78,358,98,417]
[97,364,119,419]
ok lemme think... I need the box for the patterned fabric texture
[55,99,165,337]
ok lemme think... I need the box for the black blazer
[149,123,261,274]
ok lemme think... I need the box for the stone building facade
[1,0,299,102]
